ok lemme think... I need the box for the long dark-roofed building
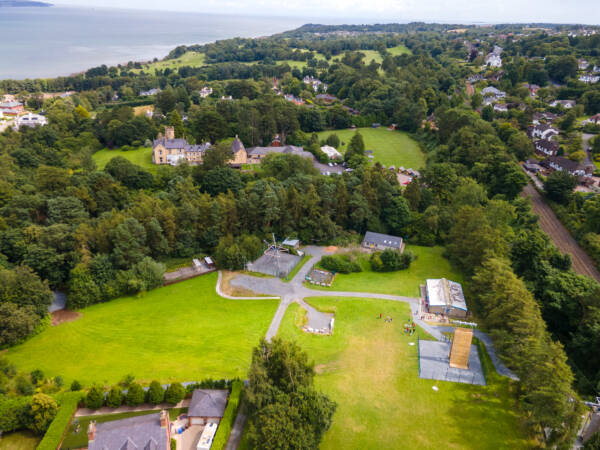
[361,231,405,252]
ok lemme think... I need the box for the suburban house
[284,94,305,105]
[199,87,213,98]
[0,101,24,116]
[361,231,405,252]
[15,112,47,129]
[152,126,211,166]
[140,88,160,96]
[528,124,559,140]
[493,103,508,112]
[188,389,229,426]
[320,145,342,159]
[88,410,170,450]
[534,139,559,157]
[425,278,468,318]
[579,75,600,84]
[523,159,544,173]
[532,111,558,125]
[524,83,540,97]
[303,76,327,92]
[583,114,600,125]
[247,145,312,164]
[316,93,338,103]
[550,99,576,108]
[467,74,484,83]
[579,59,590,70]
[541,156,594,178]
[481,86,506,98]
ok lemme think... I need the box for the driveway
[178,424,204,450]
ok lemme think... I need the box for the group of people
[378,313,393,322]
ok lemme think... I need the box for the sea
[0,6,317,80]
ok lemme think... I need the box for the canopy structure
[449,328,473,370]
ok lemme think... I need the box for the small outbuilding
[188,389,228,426]
[361,231,405,252]
[282,238,300,250]
[425,278,468,318]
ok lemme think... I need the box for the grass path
[316,127,425,169]
[277,298,532,450]
[93,147,155,173]
[0,431,40,450]
[4,273,279,385]
[311,245,461,297]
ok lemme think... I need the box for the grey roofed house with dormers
[361,231,405,252]
[87,412,170,450]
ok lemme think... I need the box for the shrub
[171,438,177,450]
[16,374,34,395]
[37,392,84,450]
[28,393,58,435]
[165,382,185,405]
[125,382,145,406]
[0,396,31,433]
[319,254,361,274]
[147,380,165,405]
[53,376,64,388]
[120,373,135,387]
[70,380,82,391]
[85,385,105,409]
[212,380,243,450]
[30,369,45,385]
[370,249,415,272]
[106,386,124,408]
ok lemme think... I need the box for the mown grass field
[135,51,206,73]
[276,298,532,450]
[4,273,278,385]
[311,245,460,297]
[93,147,155,172]
[0,431,40,450]
[316,127,425,169]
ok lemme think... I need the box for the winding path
[222,246,518,448]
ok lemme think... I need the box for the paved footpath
[220,245,519,449]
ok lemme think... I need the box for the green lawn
[388,45,412,56]
[276,298,532,450]
[4,273,279,385]
[312,245,461,297]
[0,431,40,450]
[316,127,425,170]
[135,51,206,73]
[93,147,156,173]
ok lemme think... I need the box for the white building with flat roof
[425,278,468,318]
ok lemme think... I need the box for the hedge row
[37,391,84,450]
[211,380,243,450]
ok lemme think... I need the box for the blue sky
[53,0,600,24]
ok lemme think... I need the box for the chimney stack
[165,126,175,140]
[160,409,168,428]
[88,421,96,441]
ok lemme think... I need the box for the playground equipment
[449,327,473,370]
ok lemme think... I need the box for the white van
[197,422,218,450]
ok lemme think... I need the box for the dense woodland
[1,23,600,446]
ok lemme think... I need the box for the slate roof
[542,156,584,173]
[535,139,559,154]
[231,136,245,153]
[88,413,167,450]
[188,389,228,418]
[361,231,403,250]
[153,137,210,153]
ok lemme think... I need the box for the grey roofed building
[189,389,228,418]
[87,412,169,450]
[231,136,245,153]
[152,137,210,154]
[247,145,313,160]
[361,231,404,252]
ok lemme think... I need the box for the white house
[579,59,590,70]
[542,156,593,178]
[199,87,213,98]
[534,139,559,156]
[320,145,342,160]
[579,75,600,84]
[15,113,47,129]
[481,86,506,98]
[303,76,327,92]
[529,124,559,140]
[493,103,508,112]
[550,99,576,108]
[485,53,502,67]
